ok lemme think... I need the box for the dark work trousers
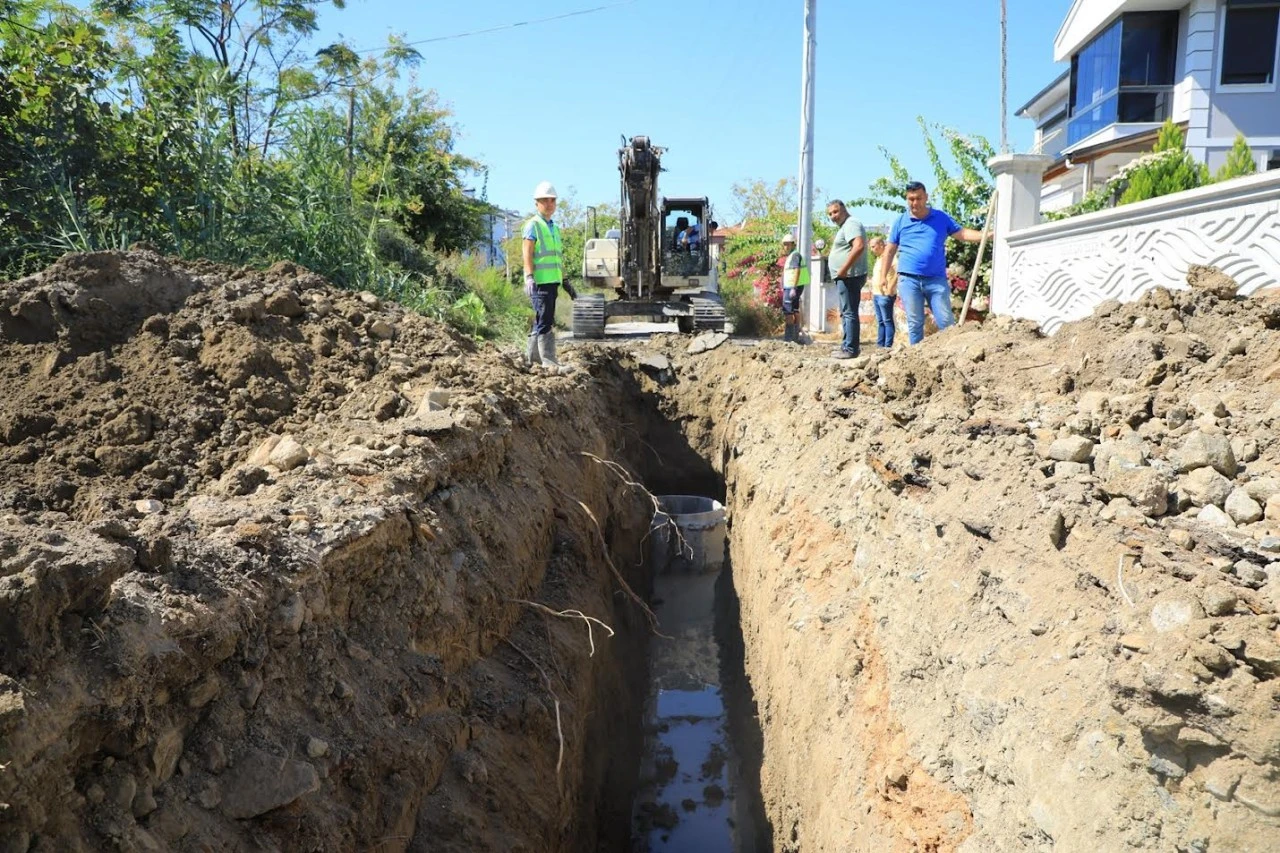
[835,274,866,355]
[531,282,559,335]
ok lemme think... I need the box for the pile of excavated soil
[629,268,1280,851]
[0,249,657,852]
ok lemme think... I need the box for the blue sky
[314,0,1072,226]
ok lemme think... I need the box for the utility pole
[1000,0,1009,153]
[797,0,817,267]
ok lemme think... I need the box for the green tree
[1119,119,1209,204]
[726,176,835,247]
[855,118,995,278]
[855,118,995,230]
[99,0,349,156]
[353,80,486,255]
[730,177,797,222]
[0,2,209,267]
[0,1,520,339]
[1215,133,1257,182]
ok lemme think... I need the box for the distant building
[478,207,522,270]
[1018,0,1280,211]
[461,188,522,269]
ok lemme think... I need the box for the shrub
[1215,134,1257,182]
[1119,120,1209,205]
[721,274,781,338]
[1047,149,1186,221]
[441,254,533,341]
[447,292,487,337]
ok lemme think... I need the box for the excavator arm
[618,136,663,299]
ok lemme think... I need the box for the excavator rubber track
[571,293,607,339]
[691,294,727,332]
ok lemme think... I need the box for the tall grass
[446,255,532,341]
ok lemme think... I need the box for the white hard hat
[781,232,796,244]
[533,181,558,199]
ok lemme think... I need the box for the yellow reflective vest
[528,216,564,284]
[783,251,811,288]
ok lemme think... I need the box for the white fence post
[987,154,1053,314]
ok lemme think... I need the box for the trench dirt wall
[637,277,1280,852]
[0,251,657,852]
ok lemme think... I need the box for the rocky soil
[635,266,1280,851]
[2,248,1279,852]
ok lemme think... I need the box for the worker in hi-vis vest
[780,232,810,344]
[522,181,576,370]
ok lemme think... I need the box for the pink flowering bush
[719,225,787,336]
[753,273,782,310]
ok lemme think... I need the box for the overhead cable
[357,0,639,53]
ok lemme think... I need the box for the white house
[1018,0,1280,211]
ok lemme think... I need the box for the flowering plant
[753,273,782,310]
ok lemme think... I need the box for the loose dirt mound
[0,249,654,851]
[628,273,1280,851]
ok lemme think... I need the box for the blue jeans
[873,295,896,348]
[531,282,559,335]
[898,273,954,344]
[836,275,865,355]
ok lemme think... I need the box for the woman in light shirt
[868,236,898,348]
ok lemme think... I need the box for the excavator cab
[661,200,711,282]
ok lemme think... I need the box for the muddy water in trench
[631,498,768,852]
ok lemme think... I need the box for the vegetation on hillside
[0,0,537,339]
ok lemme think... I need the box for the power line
[356,0,639,54]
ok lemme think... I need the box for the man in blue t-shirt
[876,182,985,345]
[682,222,701,251]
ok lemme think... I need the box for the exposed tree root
[501,637,566,785]
[550,483,669,638]
[512,599,615,657]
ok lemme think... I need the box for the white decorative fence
[992,168,1280,334]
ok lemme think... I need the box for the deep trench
[582,378,772,853]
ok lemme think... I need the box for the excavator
[573,136,727,338]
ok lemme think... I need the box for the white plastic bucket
[650,495,726,574]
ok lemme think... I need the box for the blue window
[1068,12,1178,145]
[1069,21,1121,144]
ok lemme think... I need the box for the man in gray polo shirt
[825,199,867,359]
